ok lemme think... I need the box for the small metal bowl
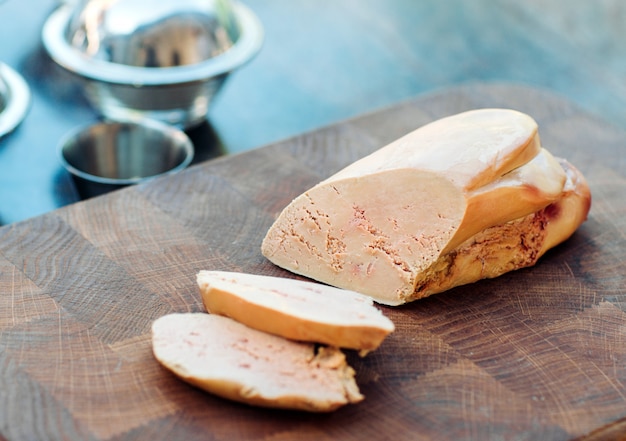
[58,119,194,199]
[42,0,263,128]
[0,63,31,138]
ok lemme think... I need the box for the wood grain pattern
[0,83,624,440]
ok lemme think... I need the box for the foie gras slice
[197,270,395,352]
[152,313,363,412]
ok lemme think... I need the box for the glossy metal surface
[58,119,194,199]
[65,0,240,67]
[0,63,31,138]
[42,0,263,127]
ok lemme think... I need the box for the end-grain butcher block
[261,109,591,305]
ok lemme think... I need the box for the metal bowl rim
[42,2,263,86]
[0,63,31,138]
[57,118,195,185]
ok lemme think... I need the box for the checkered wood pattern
[0,84,623,440]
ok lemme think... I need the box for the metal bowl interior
[64,0,241,68]
[58,119,194,199]
[43,0,263,86]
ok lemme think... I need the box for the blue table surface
[1,0,625,225]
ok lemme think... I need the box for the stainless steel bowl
[43,0,263,128]
[58,118,194,199]
[0,63,31,138]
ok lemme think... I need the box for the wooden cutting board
[0,83,624,441]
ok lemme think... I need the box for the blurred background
[0,0,625,225]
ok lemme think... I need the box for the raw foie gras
[261,109,591,305]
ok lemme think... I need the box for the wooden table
[0,83,624,440]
